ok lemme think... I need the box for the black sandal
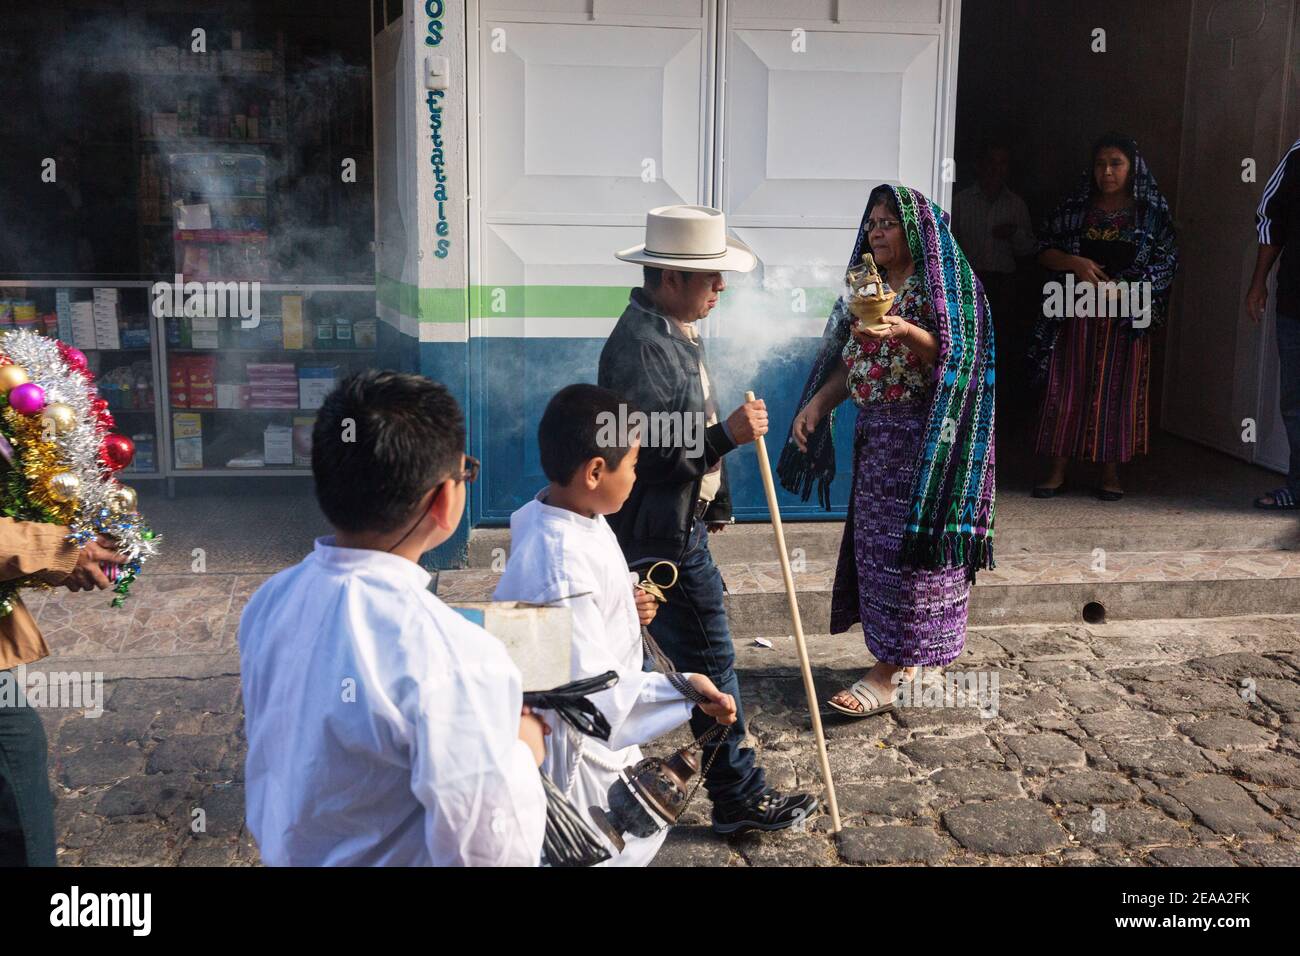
[1254,487,1298,510]
[1095,487,1124,502]
[1031,484,1067,499]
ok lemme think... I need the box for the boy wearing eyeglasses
[238,370,548,866]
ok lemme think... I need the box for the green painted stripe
[376,275,467,323]
[469,285,630,319]
[377,276,840,322]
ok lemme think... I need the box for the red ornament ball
[101,433,135,471]
[64,347,89,372]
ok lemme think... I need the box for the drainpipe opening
[1082,601,1106,625]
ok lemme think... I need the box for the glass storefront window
[0,1,377,483]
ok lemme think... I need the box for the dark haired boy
[494,383,736,866]
[238,370,548,866]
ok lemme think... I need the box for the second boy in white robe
[494,491,695,866]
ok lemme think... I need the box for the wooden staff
[744,390,842,833]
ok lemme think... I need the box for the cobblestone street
[32,584,1300,866]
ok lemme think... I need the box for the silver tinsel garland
[0,330,159,601]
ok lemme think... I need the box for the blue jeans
[0,671,56,866]
[1277,313,1300,494]
[645,519,766,813]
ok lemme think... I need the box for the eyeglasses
[431,455,479,500]
[453,455,480,484]
[866,218,900,233]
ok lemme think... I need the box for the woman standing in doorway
[1029,133,1178,500]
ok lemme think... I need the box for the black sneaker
[711,789,819,835]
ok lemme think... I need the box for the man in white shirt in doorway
[238,370,549,866]
[953,142,1036,408]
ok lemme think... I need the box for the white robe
[238,537,547,866]
[494,493,694,867]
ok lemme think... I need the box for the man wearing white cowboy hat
[598,205,818,835]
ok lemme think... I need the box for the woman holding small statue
[777,184,997,717]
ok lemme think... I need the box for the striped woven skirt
[829,400,971,667]
[1033,315,1150,462]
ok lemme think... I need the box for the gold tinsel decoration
[2,405,78,524]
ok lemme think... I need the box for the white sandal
[826,679,895,718]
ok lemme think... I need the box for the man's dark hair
[643,264,665,289]
[539,383,635,485]
[312,370,466,534]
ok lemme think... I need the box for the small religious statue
[845,252,897,332]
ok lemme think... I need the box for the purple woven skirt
[828,400,971,667]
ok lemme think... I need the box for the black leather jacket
[597,288,736,566]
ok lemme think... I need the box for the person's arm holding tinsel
[0,517,81,586]
[0,518,124,597]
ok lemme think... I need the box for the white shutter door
[471,0,716,518]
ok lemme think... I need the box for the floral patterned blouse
[842,273,936,407]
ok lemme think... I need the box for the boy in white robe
[494,384,736,866]
[239,371,548,866]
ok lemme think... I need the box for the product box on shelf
[246,363,296,380]
[173,413,203,469]
[292,416,314,467]
[263,424,294,466]
[354,319,377,350]
[70,302,96,350]
[298,365,338,411]
[258,319,283,348]
[169,361,189,408]
[55,289,73,342]
[281,296,304,349]
[124,433,156,474]
[216,383,243,409]
[186,356,217,409]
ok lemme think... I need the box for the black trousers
[0,669,56,866]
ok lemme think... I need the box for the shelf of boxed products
[161,290,377,476]
[0,285,164,479]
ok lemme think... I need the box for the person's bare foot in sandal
[828,662,918,717]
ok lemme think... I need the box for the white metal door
[468,0,962,520]
[712,0,960,338]
[470,0,717,518]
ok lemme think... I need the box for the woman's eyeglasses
[866,218,900,233]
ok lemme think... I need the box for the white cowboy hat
[615,204,757,273]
